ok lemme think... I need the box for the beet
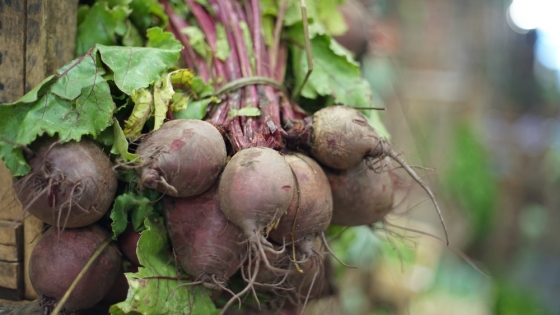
[136,119,227,197]
[219,147,294,240]
[29,224,121,314]
[164,184,246,289]
[307,105,448,241]
[268,153,332,259]
[117,226,141,266]
[325,158,395,226]
[15,137,117,228]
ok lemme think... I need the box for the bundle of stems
[161,0,307,152]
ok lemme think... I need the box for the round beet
[268,153,332,258]
[307,106,449,241]
[137,119,227,197]
[325,158,395,226]
[117,226,141,266]
[15,137,117,228]
[219,147,294,239]
[29,224,121,314]
[164,184,246,289]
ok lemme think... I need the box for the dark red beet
[325,158,395,226]
[14,138,117,228]
[29,224,121,314]
[218,147,294,239]
[268,153,332,259]
[117,226,141,266]
[137,119,227,197]
[164,184,246,289]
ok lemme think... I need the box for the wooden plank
[0,163,22,222]
[0,244,20,262]
[21,0,79,300]
[0,0,25,104]
[0,262,22,292]
[0,220,22,262]
[0,221,23,246]
[22,216,41,300]
[0,0,79,300]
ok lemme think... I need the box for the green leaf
[110,218,219,315]
[98,29,181,95]
[443,122,498,242]
[190,77,215,98]
[112,119,139,162]
[316,0,347,36]
[129,0,169,35]
[239,21,256,73]
[110,193,154,239]
[181,26,212,62]
[153,74,175,131]
[122,20,144,47]
[173,98,213,120]
[146,27,183,51]
[0,50,115,177]
[228,107,261,118]
[124,88,153,140]
[290,30,372,107]
[215,23,230,61]
[75,1,129,56]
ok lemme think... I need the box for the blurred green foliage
[443,121,498,243]
[494,280,554,315]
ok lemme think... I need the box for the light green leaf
[129,0,168,35]
[239,21,256,73]
[215,23,230,61]
[190,77,215,98]
[146,27,183,51]
[173,98,214,120]
[228,107,261,118]
[124,88,153,140]
[153,74,175,131]
[181,26,212,62]
[290,30,372,107]
[110,218,219,315]
[75,2,129,56]
[112,119,139,161]
[110,193,154,240]
[316,0,347,36]
[98,29,181,95]
[122,20,144,47]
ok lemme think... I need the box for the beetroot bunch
[146,0,406,313]
[0,0,446,314]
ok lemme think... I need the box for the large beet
[29,224,121,314]
[268,153,332,258]
[164,184,246,289]
[137,119,227,197]
[325,158,395,226]
[15,138,117,228]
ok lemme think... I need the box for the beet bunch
[0,1,445,314]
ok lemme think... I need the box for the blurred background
[310,0,560,314]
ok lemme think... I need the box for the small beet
[164,184,246,289]
[29,224,121,314]
[15,137,117,228]
[137,119,227,197]
[325,158,395,226]
[117,226,141,266]
[219,147,294,240]
[268,153,332,259]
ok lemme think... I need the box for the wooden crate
[0,0,78,300]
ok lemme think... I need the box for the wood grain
[0,0,79,300]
